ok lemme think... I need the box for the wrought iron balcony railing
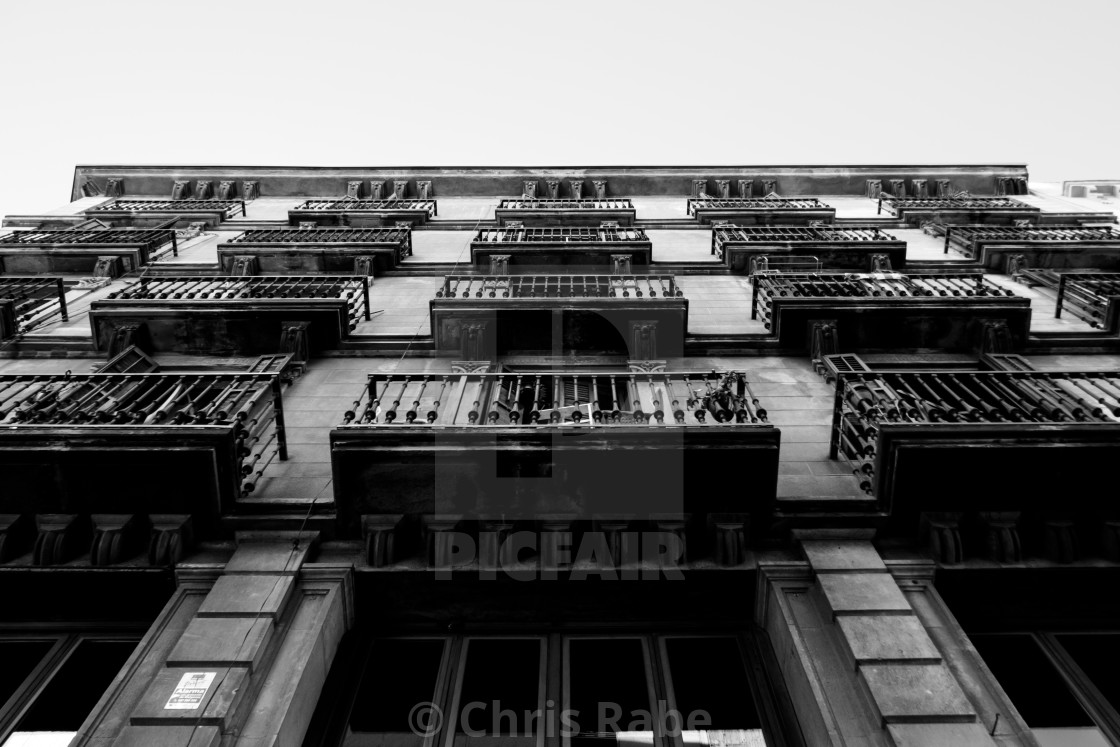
[710,225,905,273]
[1055,273,1120,330]
[689,197,830,214]
[474,226,648,243]
[712,225,895,254]
[878,196,1033,215]
[340,371,768,427]
[496,199,634,211]
[288,199,436,227]
[0,277,69,339]
[435,274,682,300]
[946,225,1119,253]
[831,369,1120,497]
[227,226,412,253]
[688,197,836,225]
[293,199,435,215]
[87,199,247,220]
[0,372,287,510]
[494,199,637,227]
[103,274,370,324]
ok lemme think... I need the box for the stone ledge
[836,615,942,669]
[197,574,293,619]
[860,663,976,725]
[886,722,997,746]
[818,573,913,616]
[802,540,887,573]
[130,667,248,728]
[112,724,220,747]
[167,617,274,672]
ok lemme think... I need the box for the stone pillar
[756,538,998,745]
[71,534,353,747]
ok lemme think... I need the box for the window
[322,631,781,747]
[0,634,139,747]
[972,632,1119,747]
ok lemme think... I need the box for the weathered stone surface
[130,667,248,726]
[818,573,912,616]
[860,664,976,723]
[167,617,273,671]
[836,615,942,667]
[224,541,309,574]
[197,574,293,619]
[802,540,887,573]
[887,722,996,746]
[113,724,220,747]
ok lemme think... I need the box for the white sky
[1,0,1118,215]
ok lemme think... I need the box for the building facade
[1,165,1119,747]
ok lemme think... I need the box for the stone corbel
[346,180,364,199]
[809,320,839,374]
[761,179,778,195]
[90,514,143,567]
[572,179,588,199]
[369,180,385,199]
[217,180,237,200]
[911,179,929,198]
[93,255,124,278]
[652,514,690,565]
[241,180,260,199]
[104,177,125,198]
[592,180,607,199]
[738,179,754,198]
[627,360,667,373]
[107,323,143,358]
[171,180,192,199]
[148,514,192,567]
[279,321,311,364]
[297,221,316,230]
[888,179,906,197]
[1042,517,1079,564]
[539,517,575,570]
[869,253,893,272]
[709,513,749,567]
[980,511,1022,562]
[596,517,634,568]
[715,179,731,198]
[33,514,87,567]
[230,255,260,276]
[628,320,659,360]
[392,180,409,199]
[450,361,492,374]
[923,512,964,564]
[488,255,510,276]
[362,514,404,568]
[691,179,708,197]
[523,180,539,198]
[935,179,952,197]
[1102,520,1120,562]
[81,179,103,197]
[865,179,882,198]
[478,518,515,568]
[354,256,376,277]
[611,254,633,275]
[194,181,213,200]
[1005,253,1028,277]
[545,180,560,199]
[977,319,1013,356]
[423,515,463,569]
[416,180,433,199]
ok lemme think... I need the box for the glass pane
[16,639,138,731]
[1056,634,1120,714]
[665,637,761,731]
[970,634,1093,728]
[349,639,445,734]
[457,639,541,736]
[568,639,651,745]
[0,640,55,712]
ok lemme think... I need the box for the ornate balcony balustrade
[751,272,1029,354]
[329,370,779,530]
[85,199,246,228]
[829,365,1120,528]
[494,199,636,227]
[0,228,178,275]
[943,224,1120,272]
[0,277,68,339]
[287,199,436,227]
[688,197,835,225]
[711,224,905,273]
[0,372,287,520]
[1055,273,1120,331]
[429,274,687,357]
[89,275,370,356]
[471,226,651,270]
[219,227,412,275]
[878,195,1038,225]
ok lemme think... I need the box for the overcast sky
[1,0,1117,215]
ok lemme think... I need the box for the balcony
[0,277,68,339]
[88,275,370,356]
[0,228,177,274]
[471,226,651,270]
[687,197,835,225]
[494,199,636,227]
[84,199,246,228]
[711,225,905,273]
[943,225,1120,272]
[218,227,412,275]
[751,272,1030,352]
[829,365,1120,530]
[429,275,687,357]
[878,195,1039,225]
[0,372,287,525]
[287,199,436,227]
[1056,273,1120,331]
[329,370,779,533]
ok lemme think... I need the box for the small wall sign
[164,671,216,710]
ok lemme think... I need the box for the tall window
[0,633,139,747]
[972,632,1120,746]
[315,631,783,747]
